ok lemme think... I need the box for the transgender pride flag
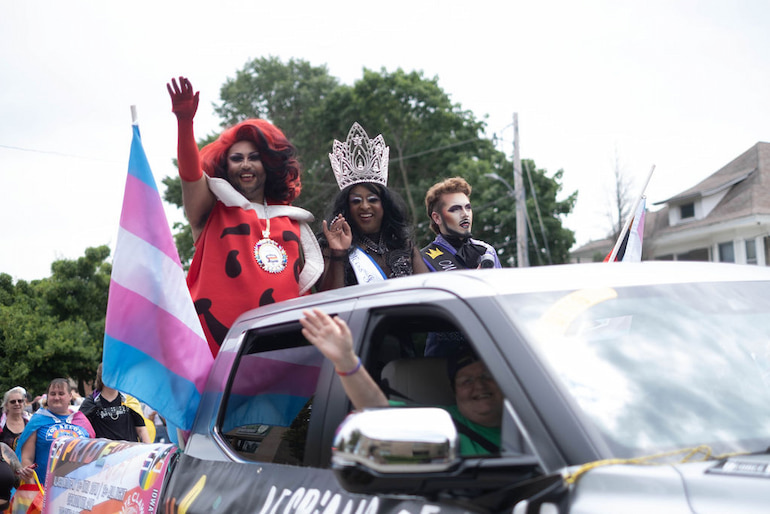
[102,121,213,431]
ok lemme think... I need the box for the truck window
[219,322,325,466]
[362,307,529,457]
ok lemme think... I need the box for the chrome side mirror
[332,407,460,474]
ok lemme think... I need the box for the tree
[317,68,489,226]
[214,56,340,179]
[607,150,634,239]
[0,246,110,396]
[460,158,577,266]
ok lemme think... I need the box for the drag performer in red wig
[167,76,322,355]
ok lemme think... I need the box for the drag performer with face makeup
[167,77,323,355]
[421,177,501,272]
[316,123,428,290]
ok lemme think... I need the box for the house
[571,142,770,265]
[569,237,614,263]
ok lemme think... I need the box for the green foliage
[215,56,339,179]
[0,247,110,397]
[315,68,489,226]
[471,161,577,266]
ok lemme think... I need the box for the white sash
[205,176,323,294]
[349,247,387,284]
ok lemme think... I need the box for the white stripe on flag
[111,226,204,337]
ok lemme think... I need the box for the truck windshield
[501,280,770,459]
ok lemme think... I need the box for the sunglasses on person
[7,399,24,405]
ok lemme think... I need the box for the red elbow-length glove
[167,76,203,182]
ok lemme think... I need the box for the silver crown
[329,122,389,190]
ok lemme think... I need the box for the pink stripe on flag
[105,281,210,391]
[120,173,181,262]
[230,354,322,398]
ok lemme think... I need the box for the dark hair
[199,119,301,204]
[95,363,104,392]
[323,183,413,250]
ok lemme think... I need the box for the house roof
[657,142,770,205]
[650,142,770,235]
[571,237,614,256]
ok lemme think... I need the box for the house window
[680,203,695,219]
[746,240,757,265]
[718,242,735,263]
[765,237,770,266]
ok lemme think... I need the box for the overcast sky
[2,0,769,281]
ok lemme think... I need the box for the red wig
[199,119,301,204]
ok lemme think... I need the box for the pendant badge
[254,238,287,274]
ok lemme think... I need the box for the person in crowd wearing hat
[299,309,502,455]
[317,122,428,290]
[167,76,323,355]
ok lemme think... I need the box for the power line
[389,137,479,162]
[0,144,118,163]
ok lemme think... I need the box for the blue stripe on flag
[104,334,202,430]
[222,393,312,433]
[127,125,158,191]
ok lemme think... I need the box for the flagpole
[608,164,656,262]
[131,105,138,125]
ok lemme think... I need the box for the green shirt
[389,401,500,456]
[444,404,500,456]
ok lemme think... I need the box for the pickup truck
[44,262,770,513]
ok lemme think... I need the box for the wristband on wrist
[336,357,362,377]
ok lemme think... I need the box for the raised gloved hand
[166,76,202,182]
[167,76,199,121]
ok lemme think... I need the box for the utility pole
[513,113,528,267]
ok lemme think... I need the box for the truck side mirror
[332,407,461,493]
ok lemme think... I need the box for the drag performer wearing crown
[317,123,428,290]
[167,77,323,355]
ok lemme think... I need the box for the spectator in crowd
[317,122,428,289]
[1,387,29,450]
[0,441,28,511]
[142,405,168,443]
[167,76,323,355]
[299,309,502,455]
[79,365,151,443]
[28,395,44,414]
[421,177,501,271]
[16,379,95,484]
[70,388,84,411]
